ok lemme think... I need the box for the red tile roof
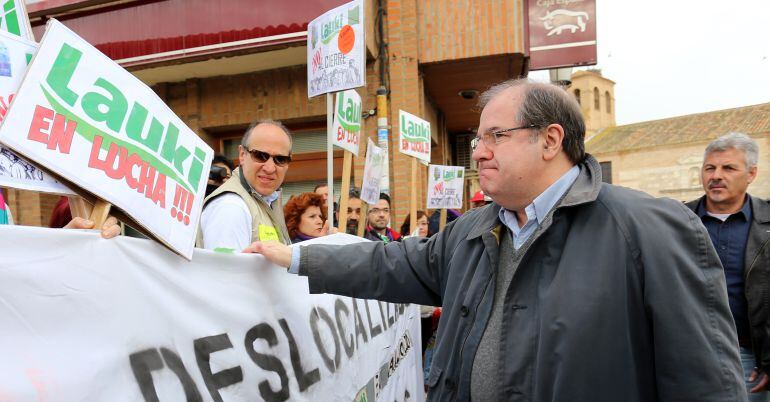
[587,102,770,154]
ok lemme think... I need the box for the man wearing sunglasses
[246,79,744,400]
[197,120,293,251]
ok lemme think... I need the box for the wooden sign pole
[337,151,353,230]
[410,158,418,235]
[439,208,448,231]
[89,200,112,228]
[357,202,368,237]
[67,196,111,228]
[326,92,334,228]
[68,196,91,219]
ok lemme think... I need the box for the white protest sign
[332,89,362,155]
[427,165,465,209]
[307,0,365,98]
[0,225,424,402]
[0,30,74,195]
[361,138,385,205]
[0,0,34,41]
[398,110,431,163]
[0,20,213,259]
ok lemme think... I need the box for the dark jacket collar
[749,195,770,224]
[465,154,603,240]
[687,194,769,225]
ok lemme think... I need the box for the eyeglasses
[244,147,292,166]
[470,124,539,151]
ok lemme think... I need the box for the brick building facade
[11,0,529,228]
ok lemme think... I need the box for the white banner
[398,110,431,163]
[332,89,362,155]
[0,30,74,195]
[361,138,385,205]
[426,165,465,209]
[0,226,424,402]
[0,0,34,41]
[307,0,366,98]
[0,20,214,259]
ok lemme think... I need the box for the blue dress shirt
[696,196,752,343]
[498,165,579,249]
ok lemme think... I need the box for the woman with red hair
[283,192,330,243]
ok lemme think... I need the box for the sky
[528,0,770,125]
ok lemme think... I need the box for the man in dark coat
[686,132,770,401]
[248,79,745,401]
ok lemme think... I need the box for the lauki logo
[0,1,22,37]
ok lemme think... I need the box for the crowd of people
[4,76,768,401]
[235,78,769,401]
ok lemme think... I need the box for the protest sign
[333,89,362,230]
[0,20,213,259]
[0,225,424,402]
[427,165,465,209]
[0,0,34,41]
[361,138,385,205]
[398,110,431,163]
[307,0,365,98]
[0,30,74,195]
[398,110,431,232]
[332,89,362,156]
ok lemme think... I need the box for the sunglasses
[244,147,292,167]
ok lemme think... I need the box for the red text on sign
[170,184,193,226]
[401,140,429,154]
[27,105,76,154]
[88,135,166,208]
[336,127,359,146]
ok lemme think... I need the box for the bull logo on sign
[539,9,589,36]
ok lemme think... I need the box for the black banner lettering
[352,298,369,348]
[244,323,290,402]
[194,333,243,402]
[129,348,203,402]
[129,349,165,402]
[279,318,320,392]
[335,299,355,359]
[310,306,341,373]
[377,301,389,331]
[160,348,204,402]
[364,300,383,338]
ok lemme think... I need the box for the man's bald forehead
[241,119,293,147]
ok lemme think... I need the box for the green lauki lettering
[2,0,21,36]
[337,92,361,131]
[81,78,127,133]
[45,42,206,187]
[401,115,429,140]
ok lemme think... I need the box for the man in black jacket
[248,79,745,401]
[686,132,770,400]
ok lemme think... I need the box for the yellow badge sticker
[258,224,280,241]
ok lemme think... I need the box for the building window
[593,87,600,110]
[574,89,581,105]
[605,91,611,113]
[600,161,612,184]
[452,133,474,170]
[281,179,342,206]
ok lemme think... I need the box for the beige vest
[196,167,291,247]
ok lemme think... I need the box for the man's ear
[542,124,565,161]
[238,145,246,165]
[748,165,758,184]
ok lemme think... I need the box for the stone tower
[567,69,616,140]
